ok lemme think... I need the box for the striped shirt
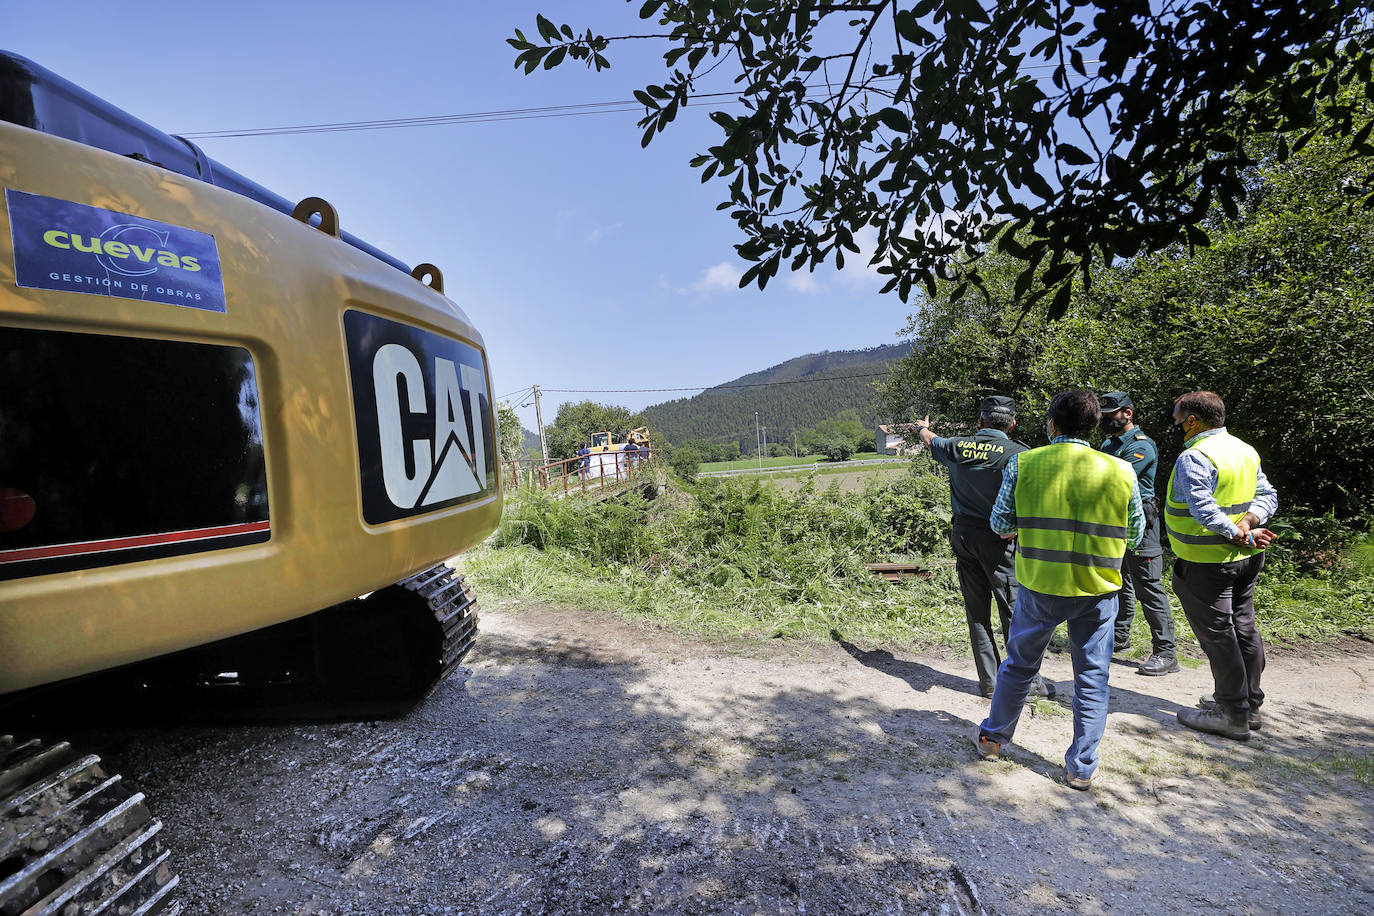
[1171,427,1279,538]
[990,436,1145,548]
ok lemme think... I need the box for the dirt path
[92,605,1374,914]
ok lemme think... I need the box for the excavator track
[0,565,482,727]
[0,735,179,916]
[398,564,481,693]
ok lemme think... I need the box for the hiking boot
[1200,696,1262,730]
[1137,654,1180,676]
[974,730,1001,760]
[1064,770,1092,791]
[1178,704,1250,741]
[1028,675,1057,700]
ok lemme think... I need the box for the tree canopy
[512,2,1374,314]
[543,400,651,461]
[880,90,1374,518]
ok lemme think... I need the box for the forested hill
[641,343,912,445]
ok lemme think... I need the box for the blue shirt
[1169,428,1279,539]
[990,437,1145,548]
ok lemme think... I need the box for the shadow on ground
[35,610,1374,916]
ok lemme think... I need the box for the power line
[497,385,535,401]
[535,369,893,394]
[178,59,1118,139]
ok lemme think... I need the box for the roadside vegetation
[467,464,1374,654]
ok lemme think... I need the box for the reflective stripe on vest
[1164,432,1260,563]
[1014,443,1136,597]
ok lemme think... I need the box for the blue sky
[8,1,910,431]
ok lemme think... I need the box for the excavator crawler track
[400,564,481,692]
[0,565,481,727]
[0,735,179,916]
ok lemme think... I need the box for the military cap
[1098,391,1134,412]
[979,395,1017,416]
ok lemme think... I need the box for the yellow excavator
[0,51,500,914]
[588,427,651,453]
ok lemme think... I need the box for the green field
[699,453,891,473]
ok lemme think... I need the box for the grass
[699,454,831,473]
[468,474,1374,656]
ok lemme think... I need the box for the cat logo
[373,343,487,509]
[345,310,495,524]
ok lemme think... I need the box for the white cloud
[691,261,743,294]
[787,271,820,294]
[837,226,885,289]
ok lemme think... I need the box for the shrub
[823,437,855,462]
[670,445,702,479]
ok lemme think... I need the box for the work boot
[973,729,1001,760]
[1137,654,1180,676]
[1064,769,1092,791]
[1178,704,1250,741]
[1200,696,1262,730]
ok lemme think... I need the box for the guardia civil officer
[915,397,1054,700]
[1097,391,1178,676]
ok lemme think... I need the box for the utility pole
[755,411,761,470]
[762,426,768,462]
[533,384,549,466]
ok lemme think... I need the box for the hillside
[641,343,911,446]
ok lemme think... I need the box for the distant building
[876,423,923,456]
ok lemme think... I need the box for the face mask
[1103,415,1128,434]
[1173,420,1187,438]
[1045,423,1054,440]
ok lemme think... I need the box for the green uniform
[929,428,1031,695]
[928,429,1026,520]
[1099,425,1175,659]
[1099,427,1160,557]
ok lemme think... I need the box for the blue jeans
[979,585,1117,779]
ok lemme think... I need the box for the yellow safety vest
[1165,432,1260,563]
[1014,443,1136,597]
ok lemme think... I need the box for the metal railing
[533,448,656,497]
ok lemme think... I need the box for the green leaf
[536,14,560,41]
[1046,281,1073,320]
[1056,143,1094,166]
[877,108,912,133]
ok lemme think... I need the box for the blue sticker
[5,189,227,313]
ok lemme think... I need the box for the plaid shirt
[990,437,1145,548]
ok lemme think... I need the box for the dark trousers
[1115,549,1177,657]
[1172,553,1267,716]
[950,517,1016,693]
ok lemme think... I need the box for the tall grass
[466,465,1374,651]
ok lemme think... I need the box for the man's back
[929,429,1027,520]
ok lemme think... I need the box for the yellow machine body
[0,121,502,694]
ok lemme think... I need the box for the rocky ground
[77,603,1374,915]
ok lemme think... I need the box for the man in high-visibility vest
[975,390,1144,791]
[1166,391,1278,741]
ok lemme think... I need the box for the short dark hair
[1048,389,1100,439]
[1175,391,1225,427]
[980,408,1015,431]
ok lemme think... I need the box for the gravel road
[78,604,1374,915]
